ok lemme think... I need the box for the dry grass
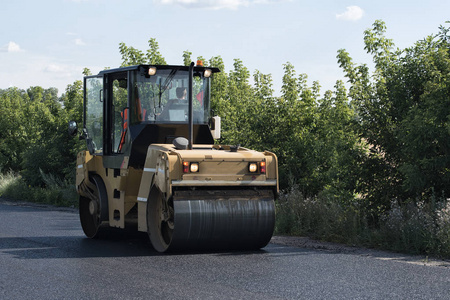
[0,172,78,207]
[275,186,450,258]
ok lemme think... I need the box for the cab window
[84,76,103,153]
[111,74,128,153]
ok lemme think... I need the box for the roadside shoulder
[271,235,450,268]
[0,197,78,213]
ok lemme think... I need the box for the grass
[0,171,78,207]
[275,185,450,258]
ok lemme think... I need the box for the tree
[119,38,167,67]
[0,88,29,171]
[339,20,450,207]
[182,50,192,66]
[218,59,253,145]
[119,42,146,67]
[147,38,167,65]
[208,55,228,118]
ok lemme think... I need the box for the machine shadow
[1,227,153,259]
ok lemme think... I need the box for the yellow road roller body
[70,62,278,252]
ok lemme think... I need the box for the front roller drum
[147,189,275,252]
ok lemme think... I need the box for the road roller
[69,62,278,252]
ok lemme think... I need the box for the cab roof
[97,64,221,76]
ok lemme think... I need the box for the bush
[276,185,450,258]
[377,197,450,256]
[0,172,78,207]
[275,185,365,244]
[0,172,19,195]
[436,201,450,257]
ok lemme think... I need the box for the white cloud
[43,62,82,79]
[75,38,86,46]
[0,53,86,95]
[44,64,66,73]
[253,0,288,3]
[1,41,24,53]
[153,0,286,10]
[336,6,364,21]
[154,0,247,9]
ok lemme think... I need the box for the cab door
[84,75,104,155]
[102,71,130,169]
[105,71,128,155]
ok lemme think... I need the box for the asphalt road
[1,201,449,300]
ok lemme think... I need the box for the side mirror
[68,121,78,136]
[210,116,221,140]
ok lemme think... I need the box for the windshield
[130,68,211,124]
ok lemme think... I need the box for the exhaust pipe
[188,61,194,150]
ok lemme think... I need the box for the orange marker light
[260,161,266,174]
[183,161,190,173]
[196,60,203,67]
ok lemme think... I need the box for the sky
[1,0,449,96]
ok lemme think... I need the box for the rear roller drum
[79,175,108,238]
[79,196,101,238]
[147,187,175,252]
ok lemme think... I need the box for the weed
[276,185,450,258]
[0,172,78,207]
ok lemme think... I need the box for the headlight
[190,162,199,173]
[249,163,258,173]
[249,162,266,173]
[183,162,199,173]
[148,67,157,76]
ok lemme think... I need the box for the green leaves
[119,42,146,67]
[0,80,84,187]
[119,38,167,67]
[147,38,167,65]
[341,20,450,204]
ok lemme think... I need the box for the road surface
[1,200,449,299]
